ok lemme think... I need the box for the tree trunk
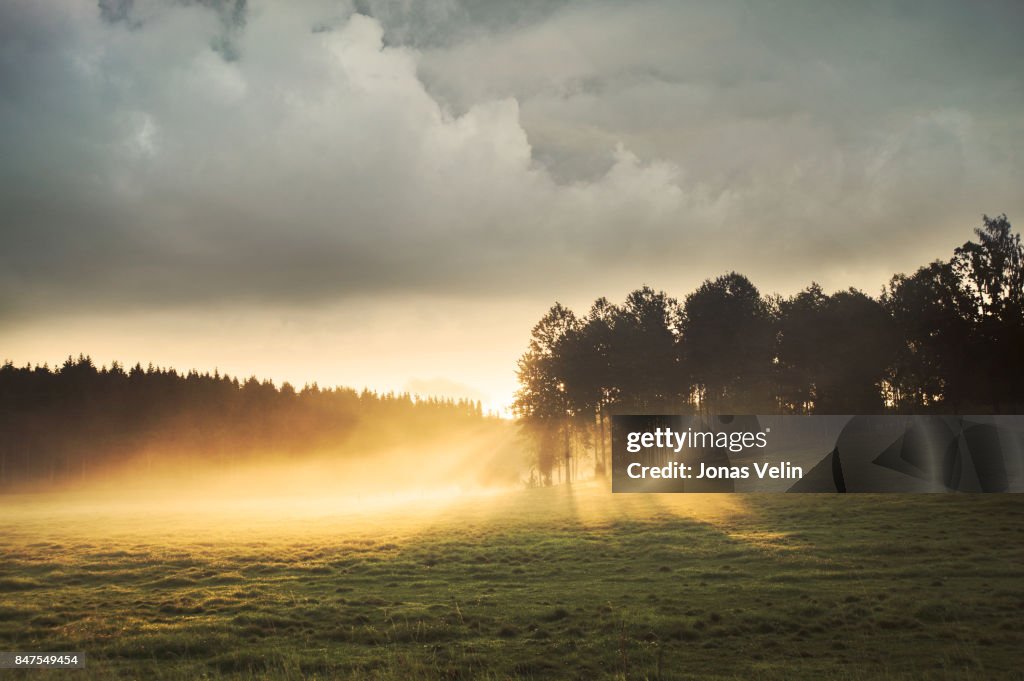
[563,419,572,485]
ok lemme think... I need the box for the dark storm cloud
[1,0,1023,323]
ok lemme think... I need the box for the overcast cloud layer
[2,0,1023,323]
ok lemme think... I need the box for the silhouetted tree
[513,303,581,484]
[681,273,775,415]
[559,297,617,476]
[813,289,898,413]
[609,287,684,412]
[776,283,827,413]
[953,214,1024,411]
[883,260,977,411]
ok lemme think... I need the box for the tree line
[0,357,488,488]
[514,215,1024,485]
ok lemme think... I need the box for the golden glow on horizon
[0,297,539,416]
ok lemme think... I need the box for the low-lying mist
[0,357,527,505]
[82,420,525,505]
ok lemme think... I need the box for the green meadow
[1,487,1022,680]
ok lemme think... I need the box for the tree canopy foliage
[0,358,488,488]
[515,215,1024,485]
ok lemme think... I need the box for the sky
[2,0,1023,412]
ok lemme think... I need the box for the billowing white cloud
[1,1,695,318]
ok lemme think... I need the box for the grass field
[1,485,1023,680]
